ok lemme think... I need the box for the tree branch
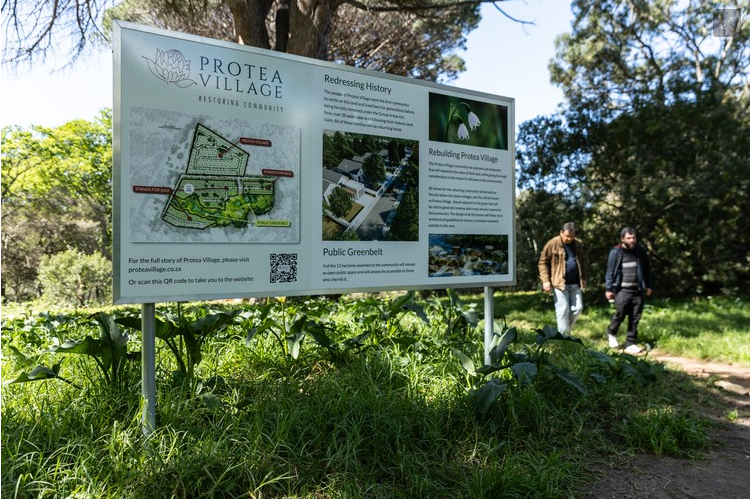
[343,0,533,26]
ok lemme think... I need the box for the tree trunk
[288,0,339,60]
[274,0,291,52]
[227,0,338,59]
[228,0,274,49]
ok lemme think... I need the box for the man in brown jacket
[538,222,587,334]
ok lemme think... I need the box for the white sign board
[113,21,515,304]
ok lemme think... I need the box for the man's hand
[542,282,551,293]
[605,291,614,300]
[646,288,653,297]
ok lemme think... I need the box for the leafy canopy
[515,0,750,295]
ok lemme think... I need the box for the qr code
[270,253,298,283]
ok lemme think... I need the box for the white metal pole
[484,287,494,365]
[142,303,156,436]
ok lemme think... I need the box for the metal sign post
[484,287,494,365]
[141,303,156,436]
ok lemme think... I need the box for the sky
[0,1,574,130]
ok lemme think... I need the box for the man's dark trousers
[607,288,644,347]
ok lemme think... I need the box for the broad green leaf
[286,317,307,359]
[549,365,588,395]
[390,290,415,313]
[116,316,181,340]
[286,332,305,359]
[190,310,241,336]
[473,379,507,416]
[535,325,584,346]
[450,348,475,375]
[621,362,646,386]
[536,324,562,345]
[245,327,259,346]
[402,301,429,324]
[634,358,660,382]
[448,288,462,309]
[4,363,61,384]
[305,322,335,350]
[586,349,617,368]
[511,362,537,385]
[199,392,223,410]
[181,330,202,367]
[343,331,370,349]
[476,363,505,376]
[460,308,479,328]
[489,326,517,363]
[49,337,103,357]
[91,312,128,369]
[8,345,32,367]
[91,312,127,348]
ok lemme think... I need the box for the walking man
[538,222,587,335]
[605,227,653,354]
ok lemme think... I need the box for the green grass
[2,292,746,497]
[477,291,750,367]
[619,404,710,457]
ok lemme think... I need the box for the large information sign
[113,21,515,304]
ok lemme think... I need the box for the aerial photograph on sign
[321,130,419,242]
[428,234,509,277]
[128,107,300,243]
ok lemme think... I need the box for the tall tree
[327,185,353,218]
[361,152,385,186]
[387,159,419,241]
[388,190,419,241]
[550,0,749,118]
[517,0,750,295]
[3,1,525,81]
[1,111,113,300]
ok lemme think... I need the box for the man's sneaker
[624,344,643,354]
[607,334,619,348]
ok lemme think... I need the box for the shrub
[36,249,111,307]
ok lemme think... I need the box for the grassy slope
[1,293,746,497]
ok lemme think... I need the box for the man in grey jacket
[605,227,653,354]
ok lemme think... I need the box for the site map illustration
[128,108,300,244]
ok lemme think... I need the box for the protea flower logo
[143,49,197,88]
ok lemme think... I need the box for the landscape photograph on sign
[321,130,419,242]
[427,92,508,150]
[128,107,300,243]
[428,233,509,277]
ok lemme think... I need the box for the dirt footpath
[580,351,750,498]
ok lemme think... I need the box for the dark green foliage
[387,140,400,165]
[387,189,419,241]
[362,152,386,187]
[387,159,420,241]
[435,288,479,338]
[516,0,750,295]
[1,112,113,302]
[327,185,353,218]
[37,249,112,306]
[116,307,241,386]
[4,312,137,391]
